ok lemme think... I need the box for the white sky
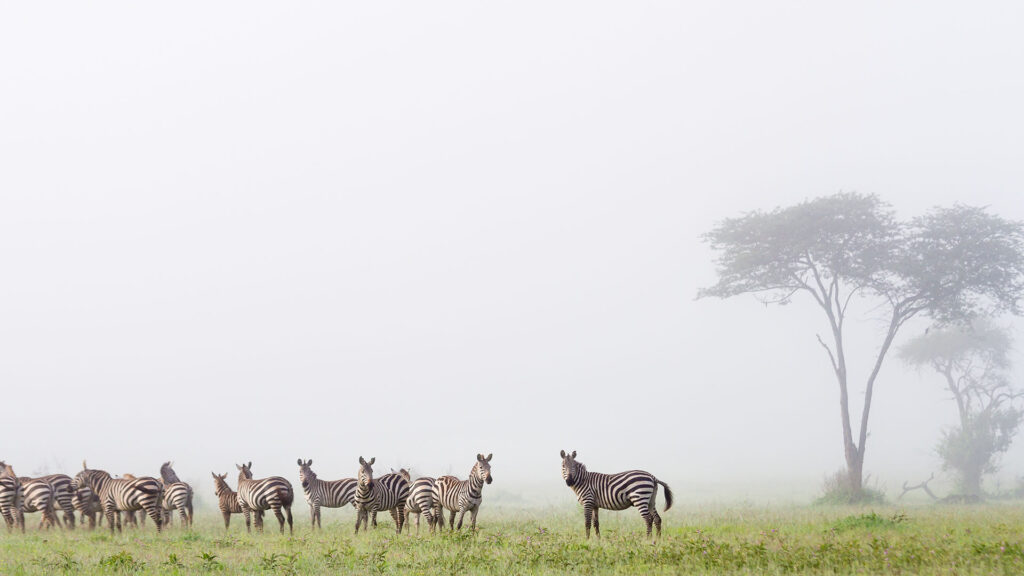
[2,2,1023,503]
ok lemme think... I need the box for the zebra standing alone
[159,462,194,528]
[433,453,493,532]
[353,457,409,534]
[297,459,357,529]
[559,450,673,542]
[211,472,245,529]
[405,476,443,535]
[236,462,294,534]
[70,462,164,534]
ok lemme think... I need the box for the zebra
[297,458,357,529]
[211,472,246,530]
[16,475,59,530]
[353,457,409,534]
[559,450,674,542]
[70,462,164,534]
[236,462,294,534]
[433,453,493,532]
[371,468,410,529]
[404,476,444,535]
[33,474,77,530]
[0,461,23,533]
[72,484,104,529]
[159,462,194,529]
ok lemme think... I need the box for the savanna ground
[2,504,1024,575]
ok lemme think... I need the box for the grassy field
[2,504,1024,574]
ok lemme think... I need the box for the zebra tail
[657,479,673,512]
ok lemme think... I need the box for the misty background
[2,2,1023,506]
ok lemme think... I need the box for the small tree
[700,193,1024,501]
[899,320,1023,496]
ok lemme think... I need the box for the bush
[814,470,886,505]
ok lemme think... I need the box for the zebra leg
[652,510,662,538]
[222,509,231,530]
[178,505,189,528]
[583,504,593,539]
[448,508,456,531]
[395,504,405,534]
[469,506,479,532]
[270,503,286,534]
[455,507,468,531]
[147,506,164,533]
[371,510,377,528]
[310,503,317,529]
[242,505,252,534]
[285,504,293,535]
[354,508,364,534]
[592,508,600,539]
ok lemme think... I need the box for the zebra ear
[571,451,576,458]
[477,453,484,461]
[359,456,366,465]
[82,460,88,470]
[369,457,375,465]
[248,461,252,469]
[236,463,242,470]
[560,450,566,458]
[486,453,493,461]
[297,459,303,466]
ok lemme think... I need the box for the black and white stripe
[236,462,294,534]
[559,450,673,541]
[159,462,194,529]
[354,457,409,534]
[72,484,103,529]
[405,476,443,534]
[33,474,76,530]
[16,477,58,530]
[211,472,244,529]
[0,462,22,533]
[71,462,164,534]
[433,453,493,531]
[297,459,357,529]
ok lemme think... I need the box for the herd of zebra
[1,451,673,541]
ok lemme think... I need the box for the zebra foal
[211,472,245,529]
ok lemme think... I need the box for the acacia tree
[699,193,1024,501]
[899,320,1022,496]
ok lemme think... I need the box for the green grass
[2,504,1024,574]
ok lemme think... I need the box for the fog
[2,2,1024,505]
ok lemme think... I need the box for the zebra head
[475,453,493,485]
[236,461,254,482]
[560,450,580,487]
[297,459,315,488]
[391,468,411,482]
[160,461,181,484]
[357,457,375,489]
[0,460,13,478]
[211,472,231,495]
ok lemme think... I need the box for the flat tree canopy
[700,192,1024,501]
